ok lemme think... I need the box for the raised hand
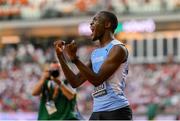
[41,69,50,81]
[54,40,65,57]
[65,40,78,61]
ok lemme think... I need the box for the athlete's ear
[105,21,111,29]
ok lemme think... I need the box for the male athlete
[54,11,132,120]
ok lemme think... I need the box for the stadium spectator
[32,61,78,120]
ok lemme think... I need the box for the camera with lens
[49,69,60,78]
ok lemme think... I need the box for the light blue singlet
[91,39,129,112]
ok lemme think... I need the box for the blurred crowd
[0,42,95,114]
[0,42,180,118]
[0,43,53,112]
[0,0,180,20]
[126,64,180,115]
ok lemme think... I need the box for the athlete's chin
[91,36,98,41]
[92,38,97,41]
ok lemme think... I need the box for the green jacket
[38,80,77,120]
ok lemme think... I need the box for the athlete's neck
[99,32,114,47]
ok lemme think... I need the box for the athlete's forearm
[72,58,102,86]
[57,54,84,88]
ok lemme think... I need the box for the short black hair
[99,11,118,33]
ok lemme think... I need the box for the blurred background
[0,0,180,120]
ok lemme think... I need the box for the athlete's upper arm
[95,45,127,85]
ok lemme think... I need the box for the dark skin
[54,12,127,87]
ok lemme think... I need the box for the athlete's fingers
[54,40,65,48]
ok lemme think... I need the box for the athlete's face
[90,13,106,41]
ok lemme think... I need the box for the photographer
[32,61,78,120]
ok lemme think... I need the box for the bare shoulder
[113,44,127,52]
[108,44,128,63]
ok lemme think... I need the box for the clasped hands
[54,40,78,61]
